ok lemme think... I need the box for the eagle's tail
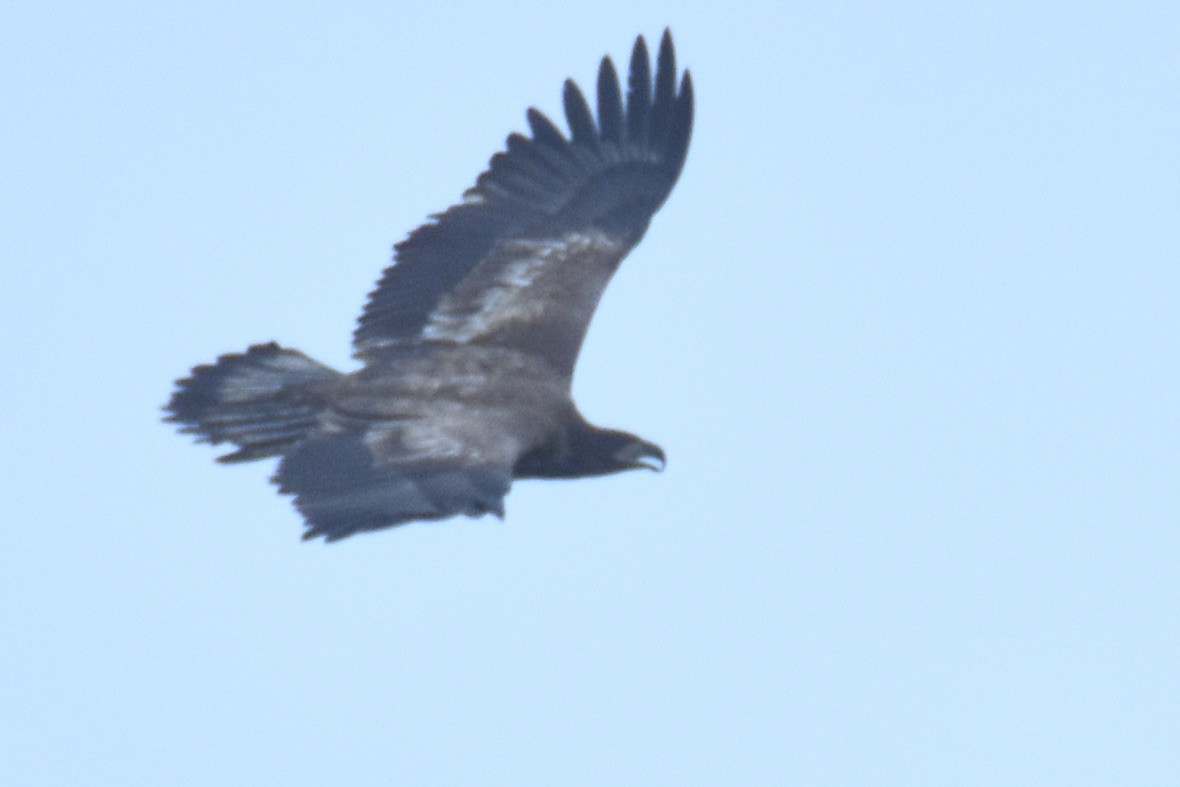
[164,342,342,463]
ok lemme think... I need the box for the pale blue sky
[3,2,1178,784]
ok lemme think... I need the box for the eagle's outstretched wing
[352,31,693,378]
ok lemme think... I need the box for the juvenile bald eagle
[165,31,693,541]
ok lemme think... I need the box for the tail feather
[164,342,341,462]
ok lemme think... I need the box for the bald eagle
[165,31,693,541]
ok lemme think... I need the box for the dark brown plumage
[164,31,693,540]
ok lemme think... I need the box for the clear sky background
[3,2,1178,784]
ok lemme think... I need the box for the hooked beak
[624,440,666,473]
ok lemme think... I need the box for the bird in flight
[165,31,694,541]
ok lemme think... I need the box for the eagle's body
[165,32,693,540]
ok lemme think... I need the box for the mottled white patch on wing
[421,230,625,344]
[358,399,532,471]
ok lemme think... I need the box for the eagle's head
[514,420,665,480]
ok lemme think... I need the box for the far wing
[353,31,693,378]
[274,416,519,542]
